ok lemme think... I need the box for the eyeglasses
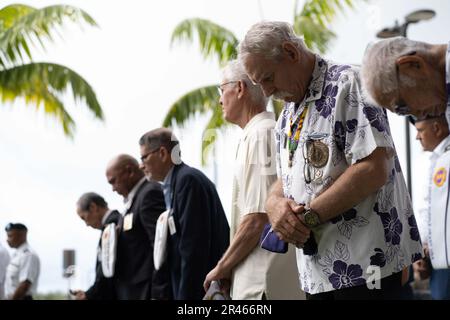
[217,81,238,96]
[140,147,160,162]
[302,139,325,184]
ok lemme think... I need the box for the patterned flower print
[363,105,386,132]
[370,248,387,267]
[375,204,403,246]
[326,65,351,82]
[316,84,338,118]
[328,260,365,289]
[408,215,420,242]
[346,119,358,133]
[334,121,346,152]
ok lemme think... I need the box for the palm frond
[294,0,358,53]
[171,18,238,66]
[294,15,335,54]
[163,85,220,127]
[201,106,227,165]
[0,4,98,68]
[0,4,35,30]
[301,0,355,27]
[0,62,103,136]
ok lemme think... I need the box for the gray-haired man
[203,60,303,300]
[361,37,449,124]
[238,21,423,300]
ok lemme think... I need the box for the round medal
[307,140,329,168]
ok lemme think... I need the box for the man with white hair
[238,21,423,300]
[361,37,449,124]
[203,60,304,300]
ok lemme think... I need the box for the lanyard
[287,105,309,167]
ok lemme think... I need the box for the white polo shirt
[230,111,304,300]
[5,242,40,299]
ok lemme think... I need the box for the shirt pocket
[301,132,331,185]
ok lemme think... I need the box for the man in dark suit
[106,154,171,300]
[139,128,230,300]
[73,192,121,300]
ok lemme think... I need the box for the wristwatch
[303,208,321,228]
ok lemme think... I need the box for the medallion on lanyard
[287,105,308,167]
[306,140,329,168]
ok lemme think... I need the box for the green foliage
[166,0,359,163]
[34,291,68,300]
[171,18,239,67]
[0,4,102,137]
[162,85,220,127]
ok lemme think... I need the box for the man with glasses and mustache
[238,21,423,300]
[203,60,304,300]
[138,128,229,300]
[361,37,449,125]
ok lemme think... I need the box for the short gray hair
[238,21,308,62]
[77,192,108,211]
[361,37,429,103]
[139,128,179,152]
[222,59,268,107]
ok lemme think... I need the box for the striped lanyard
[287,105,308,167]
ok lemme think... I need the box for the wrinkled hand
[266,197,311,247]
[413,259,431,281]
[203,265,231,293]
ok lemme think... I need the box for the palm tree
[0,4,103,137]
[165,0,359,164]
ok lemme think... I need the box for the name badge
[123,213,133,231]
[168,216,176,235]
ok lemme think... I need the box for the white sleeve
[19,253,40,284]
[334,73,394,166]
[238,128,277,215]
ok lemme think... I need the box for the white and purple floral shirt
[275,56,423,294]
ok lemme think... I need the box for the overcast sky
[1,0,449,293]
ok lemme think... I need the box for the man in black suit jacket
[106,154,171,300]
[73,192,121,300]
[139,128,230,300]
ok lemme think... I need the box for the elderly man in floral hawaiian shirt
[238,21,423,300]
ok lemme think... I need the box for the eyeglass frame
[217,81,239,96]
[302,138,324,184]
[140,146,161,163]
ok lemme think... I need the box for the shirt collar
[289,55,327,113]
[101,209,113,226]
[432,135,450,158]
[16,242,29,253]
[124,177,146,204]
[162,166,174,188]
[242,111,275,135]
[304,55,327,103]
